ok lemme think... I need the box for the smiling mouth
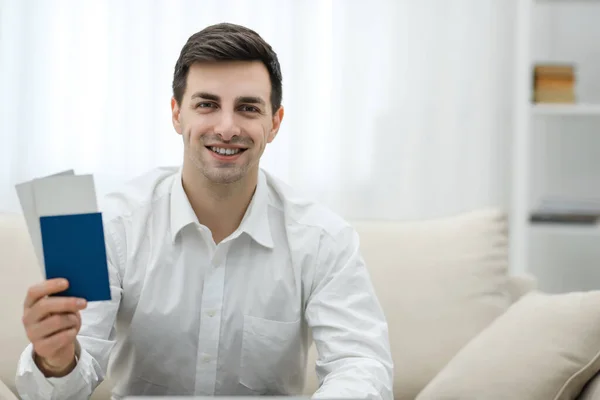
[206,146,248,156]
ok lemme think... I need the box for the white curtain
[0,0,516,221]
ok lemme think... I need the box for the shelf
[532,104,600,116]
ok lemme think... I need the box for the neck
[181,163,258,244]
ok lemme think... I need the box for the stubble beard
[187,143,250,185]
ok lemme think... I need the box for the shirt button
[207,310,216,317]
[202,355,211,363]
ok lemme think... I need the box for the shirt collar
[236,170,274,249]
[170,168,200,243]
[170,169,274,249]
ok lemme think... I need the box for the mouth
[206,145,248,159]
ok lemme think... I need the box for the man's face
[171,61,283,185]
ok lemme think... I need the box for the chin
[206,174,244,185]
[187,151,255,185]
[202,167,247,185]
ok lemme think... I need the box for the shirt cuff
[22,342,86,393]
[17,344,54,398]
[45,340,83,388]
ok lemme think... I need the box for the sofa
[2,208,600,400]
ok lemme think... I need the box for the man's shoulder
[263,170,352,240]
[100,166,178,223]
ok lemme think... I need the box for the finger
[74,311,82,331]
[28,313,79,342]
[23,296,87,326]
[24,279,69,309]
[68,311,82,334]
[34,328,78,359]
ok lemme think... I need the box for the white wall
[0,0,517,224]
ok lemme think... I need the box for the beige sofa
[2,209,600,400]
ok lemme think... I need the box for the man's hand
[22,279,87,377]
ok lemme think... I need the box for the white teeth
[210,146,241,156]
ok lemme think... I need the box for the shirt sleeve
[305,226,394,400]
[15,222,124,400]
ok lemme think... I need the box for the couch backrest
[0,213,113,399]
[304,208,515,399]
[0,213,43,395]
[0,209,521,400]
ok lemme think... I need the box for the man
[15,23,393,399]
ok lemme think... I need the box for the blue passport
[39,212,112,301]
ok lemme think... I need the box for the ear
[267,106,284,143]
[171,97,182,135]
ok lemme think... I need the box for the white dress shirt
[15,166,393,400]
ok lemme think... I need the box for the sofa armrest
[0,378,18,400]
[506,273,537,303]
[579,371,600,400]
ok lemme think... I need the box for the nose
[214,110,241,141]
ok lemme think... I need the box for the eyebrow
[236,96,266,106]
[191,92,220,101]
[190,92,266,107]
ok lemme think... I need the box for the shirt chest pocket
[239,315,305,394]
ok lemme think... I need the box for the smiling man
[15,23,393,400]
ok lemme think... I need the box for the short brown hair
[172,23,283,114]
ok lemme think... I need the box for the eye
[195,102,217,109]
[239,105,260,113]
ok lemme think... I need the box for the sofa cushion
[0,378,18,400]
[304,209,512,399]
[505,273,537,303]
[580,371,600,400]
[417,290,600,400]
[0,213,43,395]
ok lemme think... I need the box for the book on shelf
[530,213,599,225]
[531,196,600,225]
[532,63,576,104]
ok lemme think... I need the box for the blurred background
[1,0,599,292]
